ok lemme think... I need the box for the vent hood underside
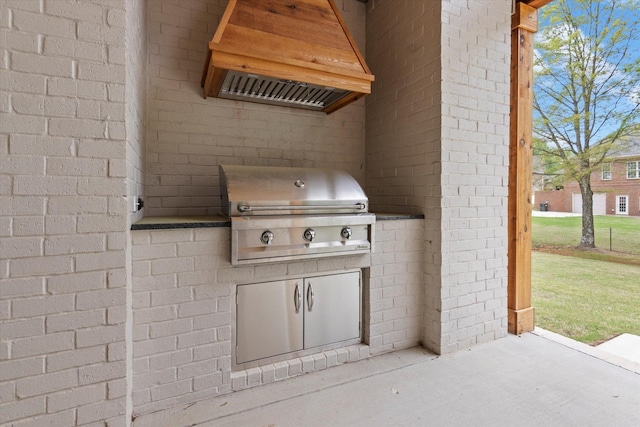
[219,71,350,111]
[201,0,374,114]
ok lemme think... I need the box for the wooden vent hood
[201,0,374,114]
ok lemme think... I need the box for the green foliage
[534,0,640,246]
[535,0,640,174]
[533,137,565,189]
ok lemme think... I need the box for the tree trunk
[578,174,595,248]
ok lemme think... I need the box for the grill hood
[201,0,374,114]
[220,164,369,216]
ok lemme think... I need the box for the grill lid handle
[237,203,366,213]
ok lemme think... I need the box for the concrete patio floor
[134,329,640,427]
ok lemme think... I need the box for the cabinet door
[236,280,304,364]
[304,272,360,349]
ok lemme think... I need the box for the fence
[594,226,640,255]
[532,217,640,257]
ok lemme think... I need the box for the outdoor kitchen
[1,0,514,425]
[6,0,640,425]
[130,167,423,413]
[127,0,508,417]
[125,0,437,415]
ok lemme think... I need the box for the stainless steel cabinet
[236,279,304,364]
[304,272,360,349]
[235,271,361,365]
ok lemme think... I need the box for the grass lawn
[532,252,640,345]
[532,215,640,257]
[532,215,640,345]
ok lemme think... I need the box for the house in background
[534,138,640,216]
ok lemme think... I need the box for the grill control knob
[341,227,352,239]
[303,228,316,242]
[260,230,274,245]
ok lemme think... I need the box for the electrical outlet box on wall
[131,196,144,213]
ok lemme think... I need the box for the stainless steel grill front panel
[231,215,374,265]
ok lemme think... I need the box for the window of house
[628,161,640,179]
[602,163,611,180]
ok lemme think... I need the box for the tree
[533,0,640,248]
[533,136,565,190]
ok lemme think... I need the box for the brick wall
[130,218,419,416]
[603,159,640,216]
[130,227,230,416]
[126,0,146,226]
[0,0,130,425]
[365,0,444,354]
[438,0,511,353]
[125,0,148,423]
[130,226,376,416]
[366,219,423,354]
[1,0,516,421]
[365,0,511,354]
[537,157,640,216]
[592,156,640,216]
[144,0,368,216]
[534,190,568,212]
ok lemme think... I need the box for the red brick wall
[534,190,569,212]
[591,159,640,216]
[534,157,640,216]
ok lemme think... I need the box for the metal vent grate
[218,71,349,111]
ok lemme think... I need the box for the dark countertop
[375,213,424,221]
[131,215,230,230]
[131,213,424,230]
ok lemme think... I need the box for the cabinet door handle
[307,283,314,311]
[294,283,301,313]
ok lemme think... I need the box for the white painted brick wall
[131,223,390,416]
[145,0,367,216]
[438,0,510,353]
[131,227,229,415]
[1,0,515,421]
[366,219,424,354]
[126,0,146,226]
[365,0,510,354]
[0,0,129,425]
[365,0,444,353]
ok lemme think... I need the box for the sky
[533,0,640,145]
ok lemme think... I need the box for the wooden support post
[508,2,537,334]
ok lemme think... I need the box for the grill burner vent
[219,72,349,111]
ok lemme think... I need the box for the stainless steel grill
[220,165,375,265]
[219,71,350,111]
